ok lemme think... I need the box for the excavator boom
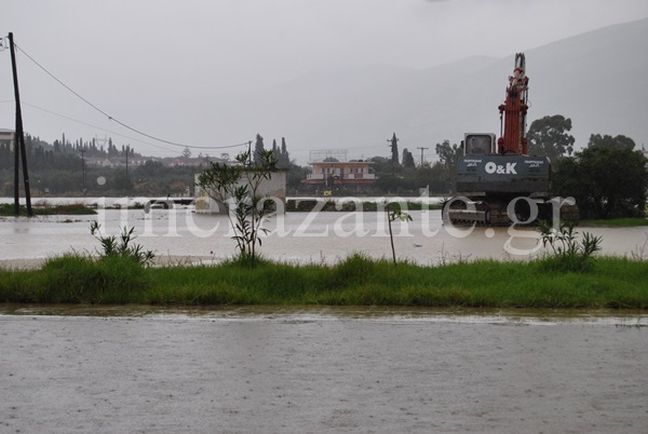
[498,53,529,155]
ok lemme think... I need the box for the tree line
[2,121,646,221]
[521,114,648,219]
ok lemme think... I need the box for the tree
[415,162,448,193]
[553,134,648,219]
[435,140,461,168]
[253,133,265,165]
[587,133,635,152]
[286,163,310,193]
[279,137,290,168]
[435,139,462,191]
[527,115,575,163]
[197,148,278,265]
[181,146,192,159]
[388,133,399,166]
[385,202,412,264]
[402,148,415,169]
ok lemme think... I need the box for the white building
[0,129,15,149]
[194,170,287,214]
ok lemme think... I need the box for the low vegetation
[539,222,602,272]
[1,254,647,308]
[90,222,155,266]
[0,212,645,309]
[578,218,648,227]
[0,203,96,216]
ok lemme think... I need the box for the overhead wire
[5,40,441,162]
[19,101,179,153]
[1,99,184,153]
[1,99,241,155]
[11,40,248,151]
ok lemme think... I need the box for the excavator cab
[463,133,496,155]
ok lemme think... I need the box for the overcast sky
[1,0,648,157]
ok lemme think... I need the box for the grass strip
[0,203,97,216]
[1,254,647,308]
[578,218,648,227]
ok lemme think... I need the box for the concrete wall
[195,170,287,214]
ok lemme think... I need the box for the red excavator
[443,53,578,225]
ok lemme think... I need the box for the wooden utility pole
[416,146,429,166]
[8,32,33,216]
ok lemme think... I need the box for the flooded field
[2,207,648,266]
[2,202,647,432]
[1,308,647,433]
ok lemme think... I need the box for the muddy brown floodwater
[2,209,648,267]
[1,308,647,433]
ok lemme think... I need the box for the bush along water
[28,223,155,303]
[90,221,155,266]
[538,221,602,272]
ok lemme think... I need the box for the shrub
[538,221,602,272]
[90,222,154,266]
[40,254,149,303]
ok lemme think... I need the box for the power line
[19,101,178,153]
[12,41,248,151]
[5,99,247,155]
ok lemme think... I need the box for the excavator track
[442,197,580,226]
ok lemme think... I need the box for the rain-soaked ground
[1,306,647,433]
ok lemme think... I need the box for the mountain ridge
[203,18,648,161]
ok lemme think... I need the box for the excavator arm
[497,53,529,155]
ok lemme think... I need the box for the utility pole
[125,145,130,193]
[80,149,86,194]
[416,146,429,166]
[8,32,33,216]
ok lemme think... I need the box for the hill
[200,18,648,161]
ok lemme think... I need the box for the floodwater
[2,204,648,432]
[1,307,647,433]
[2,207,648,267]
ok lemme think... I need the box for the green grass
[578,217,648,227]
[0,203,97,216]
[1,254,648,308]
